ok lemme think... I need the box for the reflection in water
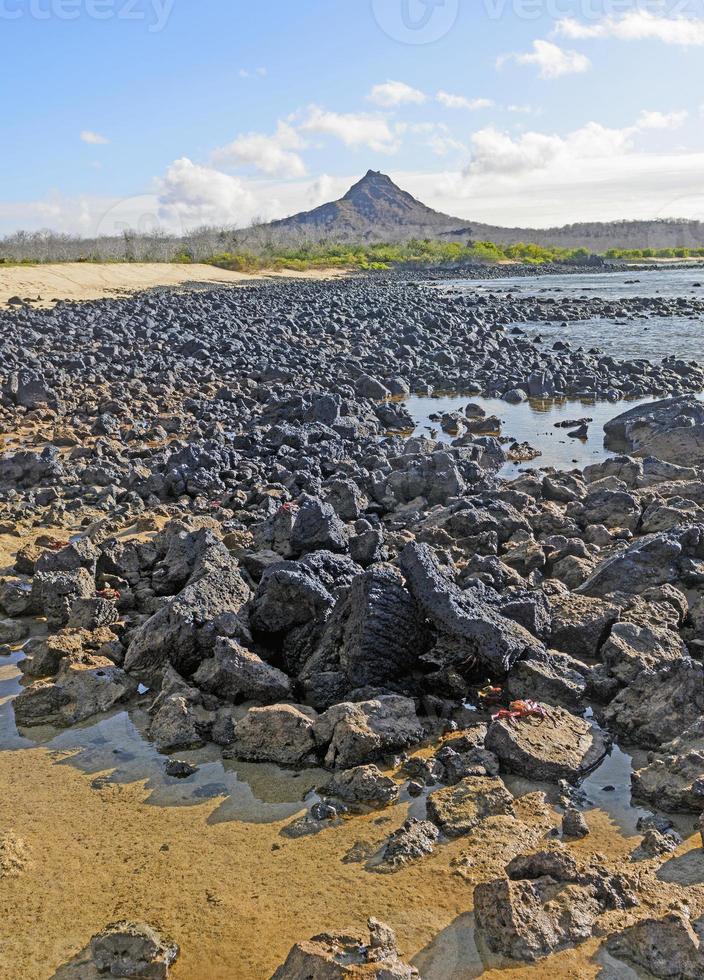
[404,391,697,480]
[3,685,321,824]
[579,742,652,838]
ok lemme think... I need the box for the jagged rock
[548,591,619,658]
[604,659,704,748]
[578,526,703,598]
[147,667,213,753]
[475,848,637,963]
[289,494,349,555]
[380,818,439,870]
[13,656,137,728]
[632,718,704,811]
[300,566,428,692]
[124,552,250,681]
[506,654,587,708]
[271,917,418,979]
[637,828,679,857]
[601,621,687,685]
[606,914,704,979]
[90,920,179,979]
[193,637,292,705]
[32,567,95,628]
[485,704,609,782]
[604,395,704,466]
[249,552,354,637]
[0,619,29,644]
[231,704,318,766]
[324,764,398,810]
[0,579,33,617]
[314,695,423,769]
[35,537,98,576]
[68,596,120,631]
[18,627,119,678]
[562,807,589,838]
[426,776,514,837]
[399,542,543,674]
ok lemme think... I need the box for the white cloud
[637,109,688,130]
[436,91,494,110]
[157,158,257,228]
[556,12,704,46]
[498,40,591,79]
[81,130,110,145]
[239,67,268,78]
[466,110,689,178]
[368,80,426,107]
[212,121,307,177]
[300,106,400,153]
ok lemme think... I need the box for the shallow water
[405,391,704,480]
[524,314,704,363]
[449,266,704,301]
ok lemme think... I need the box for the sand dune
[0,261,346,307]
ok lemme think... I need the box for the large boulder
[485,704,609,782]
[32,567,95,628]
[324,764,399,810]
[193,637,292,705]
[271,918,418,979]
[632,718,704,811]
[578,526,704,599]
[13,656,137,728]
[399,542,543,674]
[548,591,619,658]
[289,495,349,555]
[426,776,514,837]
[601,621,687,685]
[604,659,704,748]
[604,395,704,466]
[250,551,358,638]
[90,920,179,979]
[314,696,424,770]
[606,914,704,979]
[475,849,637,963]
[124,552,250,682]
[147,667,213,753]
[300,566,428,693]
[230,704,318,766]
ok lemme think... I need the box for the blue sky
[2,0,704,234]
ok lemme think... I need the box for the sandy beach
[0,262,347,307]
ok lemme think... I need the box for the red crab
[492,699,550,724]
[277,502,296,515]
[46,541,69,551]
[95,588,121,601]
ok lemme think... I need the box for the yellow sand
[0,263,347,308]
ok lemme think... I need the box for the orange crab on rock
[492,699,551,725]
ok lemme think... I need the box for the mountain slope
[241,170,704,251]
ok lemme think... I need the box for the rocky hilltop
[246,169,704,250]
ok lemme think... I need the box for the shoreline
[0,261,349,308]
